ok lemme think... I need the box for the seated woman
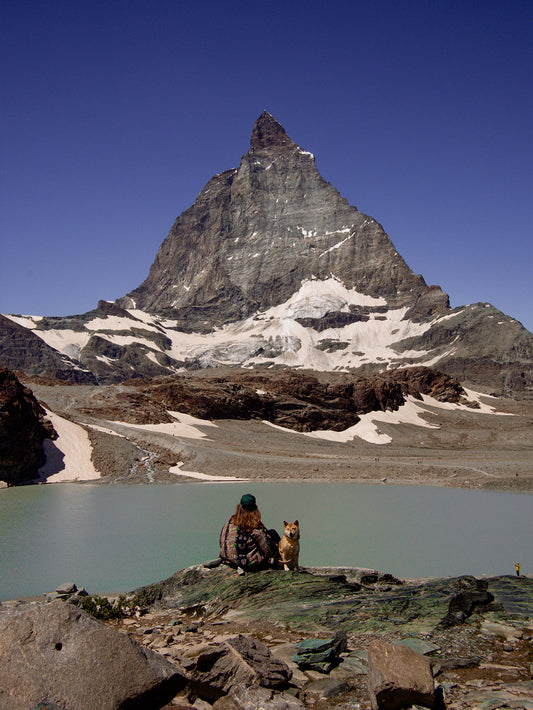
[219,494,280,571]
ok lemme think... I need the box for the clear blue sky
[1,0,532,331]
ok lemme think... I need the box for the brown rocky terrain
[109,366,464,432]
[15,366,533,492]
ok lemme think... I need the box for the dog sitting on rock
[278,520,300,570]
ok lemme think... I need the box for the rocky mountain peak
[249,110,297,153]
[1,114,531,395]
[116,111,439,328]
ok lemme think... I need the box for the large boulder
[187,634,292,702]
[0,600,187,710]
[367,639,439,710]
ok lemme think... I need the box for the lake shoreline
[2,482,532,602]
[3,471,532,494]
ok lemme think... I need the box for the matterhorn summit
[118,110,448,328]
[1,112,532,394]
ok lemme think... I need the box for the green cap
[240,493,257,511]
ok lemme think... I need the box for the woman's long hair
[231,504,262,532]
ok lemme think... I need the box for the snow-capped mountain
[1,112,532,394]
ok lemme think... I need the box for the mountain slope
[117,111,449,330]
[1,112,532,394]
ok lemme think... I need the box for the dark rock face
[437,578,494,628]
[118,111,447,328]
[0,315,96,383]
[394,302,533,394]
[0,600,187,710]
[0,367,56,484]
[79,333,176,383]
[387,366,464,403]
[140,366,463,432]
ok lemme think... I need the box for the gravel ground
[28,382,533,492]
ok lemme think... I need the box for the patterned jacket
[219,519,274,570]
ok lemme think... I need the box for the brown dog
[279,520,300,570]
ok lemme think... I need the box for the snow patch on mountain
[6,314,43,327]
[169,463,245,481]
[266,277,386,319]
[84,314,160,333]
[4,277,527,384]
[4,315,93,359]
[38,410,100,482]
[111,411,218,440]
[264,389,508,445]
[1,276,455,375]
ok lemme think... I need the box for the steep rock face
[394,303,533,394]
[388,366,464,402]
[0,368,56,484]
[128,366,464,433]
[118,111,448,329]
[0,314,96,384]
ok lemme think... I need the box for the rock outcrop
[436,578,494,628]
[293,631,348,673]
[76,366,464,433]
[0,367,56,484]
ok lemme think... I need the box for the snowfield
[2,276,463,375]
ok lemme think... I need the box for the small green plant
[80,595,128,620]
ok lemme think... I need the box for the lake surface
[1,482,531,600]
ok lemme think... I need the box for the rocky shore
[1,564,532,709]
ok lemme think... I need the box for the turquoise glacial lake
[0,481,531,600]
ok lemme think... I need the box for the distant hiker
[515,562,520,576]
[219,494,280,571]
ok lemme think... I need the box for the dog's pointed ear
[295,520,299,526]
[283,521,288,527]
